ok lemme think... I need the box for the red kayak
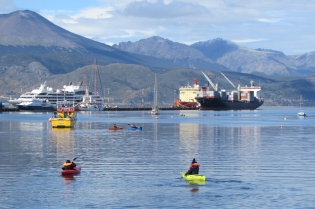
[109,127,123,130]
[61,166,81,175]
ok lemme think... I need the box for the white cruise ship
[8,81,103,109]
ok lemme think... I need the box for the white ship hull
[17,99,55,111]
[8,81,103,109]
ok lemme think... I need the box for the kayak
[180,171,206,181]
[61,166,81,175]
[109,127,123,130]
[128,127,142,130]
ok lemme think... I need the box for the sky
[1,0,315,55]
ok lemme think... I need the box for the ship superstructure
[174,78,199,108]
[8,81,103,109]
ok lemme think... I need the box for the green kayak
[180,171,206,181]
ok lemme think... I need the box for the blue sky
[1,0,315,55]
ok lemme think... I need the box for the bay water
[0,107,315,208]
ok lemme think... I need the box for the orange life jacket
[63,162,72,167]
[189,163,200,168]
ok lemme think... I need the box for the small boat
[297,95,306,117]
[16,98,55,111]
[50,102,77,128]
[151,107,159,115]
[109,127,123,130]
[180,171,206,181]
[128,127,143,130]
[297,111,306,117]
[151,75,160,115]
[79,103,104,111]
[61,166,81,176]
[79,62,105,112]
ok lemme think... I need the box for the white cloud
[257,18,281,23]
[62,18,77,24]
[71,7,114,19]
[232,38,267,44]
[2,0,315,54]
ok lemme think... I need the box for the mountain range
[1,10,315,106]
[113,36,315,77]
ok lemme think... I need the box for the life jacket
[186,163,200,175]
[63,162,72,167]
[63,162,75,170]
[189,163,199,168]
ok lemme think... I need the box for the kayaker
[113,124,118,128]
[62,160,77,170]
[185,158,199,176]
[131,124,137,128]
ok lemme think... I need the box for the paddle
[71,157,78,169]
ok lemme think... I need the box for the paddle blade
[72,157,78,161]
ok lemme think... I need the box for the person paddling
[131,124,137,128]
[62,159,76,170]
[185,158,199,176]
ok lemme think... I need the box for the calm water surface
[0,107,315,208]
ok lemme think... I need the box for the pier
[102,107,198,111]
[1,107,19,112]
[0,104,197,112]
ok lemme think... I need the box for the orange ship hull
[174,100,198,108]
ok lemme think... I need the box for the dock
[0,103,197,112]
[102,107,198,111]
[1,107,19,112]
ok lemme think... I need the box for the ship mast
[154,75,158,108]
[142,89,144,108]
[83,74,89,103]
[94,57,97,104]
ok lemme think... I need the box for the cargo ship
[195,72,264,110]
[174,78,199,108]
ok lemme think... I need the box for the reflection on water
[178,121,262,174]
[179,123,199,156]
[1,108,315,208]
[62,175,77,183]
[185,179,206,185]
[50,128,75,161]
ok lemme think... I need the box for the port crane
[220,72,240,91]
[201,71,218,91]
